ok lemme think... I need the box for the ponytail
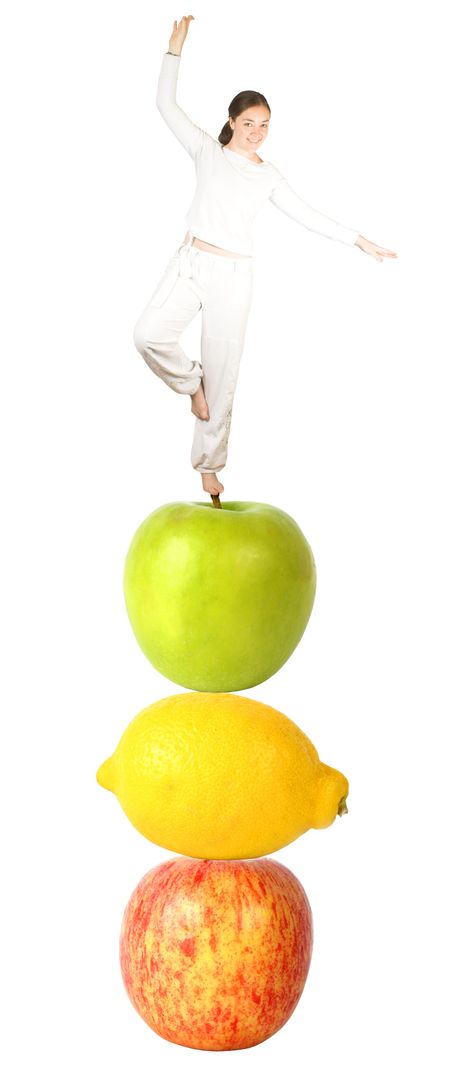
[218,120,233,146]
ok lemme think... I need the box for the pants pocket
[148,256,180,308]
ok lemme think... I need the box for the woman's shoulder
[263,159,283,177]
[192,130,222,157]
[264,161,288,189]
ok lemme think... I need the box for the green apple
[123,501,316,692]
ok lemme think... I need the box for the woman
[134,16,397,496]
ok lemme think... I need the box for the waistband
[175,235,253,279]
[177,234,253,263]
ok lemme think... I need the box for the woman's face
[229,106,271,153]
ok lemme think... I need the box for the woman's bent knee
[133,312,170,358]
[133,319,147,357]
[133,318,168,381]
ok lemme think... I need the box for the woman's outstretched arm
[156,15,204,159]
[269,176,360,247]
[270,176,397,261]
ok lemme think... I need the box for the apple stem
[338,797,348,817]
[211,494,222,509]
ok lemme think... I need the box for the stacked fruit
[97,499,348,1051]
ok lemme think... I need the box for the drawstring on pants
[177,233,197,279]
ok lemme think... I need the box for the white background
[1,1,449,1076]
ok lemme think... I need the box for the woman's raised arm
[156,15,204,159]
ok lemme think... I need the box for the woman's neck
[224,141,263,164]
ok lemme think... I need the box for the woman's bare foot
[191,382,210,421]
[202,472,224,496]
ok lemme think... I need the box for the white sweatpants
[133,237,253,473]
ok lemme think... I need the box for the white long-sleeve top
[156,53,359,257]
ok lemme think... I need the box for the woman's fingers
[358,236,398,259]
[169,14,194,47]
[363,239,398,260]
[173,15,194,32]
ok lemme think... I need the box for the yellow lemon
[97,693,349,859]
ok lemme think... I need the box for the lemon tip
[96,755,115,792]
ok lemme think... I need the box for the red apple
[120,856,313,1051]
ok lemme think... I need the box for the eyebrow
[241,117,270,122]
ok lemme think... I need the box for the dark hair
[218,90,271,146]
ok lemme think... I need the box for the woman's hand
[355,235,398,262]
[168,15,194,56]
